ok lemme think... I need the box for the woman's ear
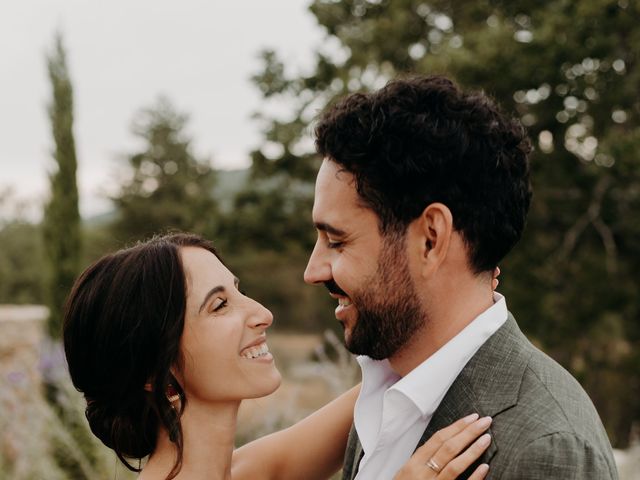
[417,203,453,277]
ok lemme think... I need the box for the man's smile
[332,293,354,320]
[337,297,352,307]
[324,279,355,318]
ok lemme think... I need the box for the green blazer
[342,315,618,479]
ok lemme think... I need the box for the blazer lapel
[351,439,364,480]
[416,373,499,465]
[342,424,365,480]
[415,315,532,474]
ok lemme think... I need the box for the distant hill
[84,210,117,227]
[213,168,250,213]
[83,168,250,225]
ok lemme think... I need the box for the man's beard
[345,237,426,360]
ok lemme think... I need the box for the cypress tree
[42,33,81,338]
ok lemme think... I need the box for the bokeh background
[1,0,639,478]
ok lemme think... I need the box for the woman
[63,233,492,479]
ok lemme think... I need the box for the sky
[0,0,324,219]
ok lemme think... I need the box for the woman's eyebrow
[198,286,225,314]
[198,277,240,313]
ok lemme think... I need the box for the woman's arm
[232,387,493,480]
[232,384,360,480]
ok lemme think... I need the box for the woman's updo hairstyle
[63,233,219,478]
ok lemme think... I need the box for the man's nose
[304,241,330,285]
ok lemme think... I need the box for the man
[304,76,618,479]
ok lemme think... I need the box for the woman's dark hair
[63,232,219,478]
[315,75,533,273]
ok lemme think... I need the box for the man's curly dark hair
[314,75,532,273]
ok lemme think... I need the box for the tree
[248,0,640,446]
[40,33,108,480]
[111,97,218,243]
[42,33,81,338]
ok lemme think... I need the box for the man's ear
[416,203,453,277]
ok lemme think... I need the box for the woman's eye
[211,298,228,312]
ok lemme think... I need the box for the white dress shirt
[353,293,508,480]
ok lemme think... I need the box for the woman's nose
[246,297,273,329]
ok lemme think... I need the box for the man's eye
[327,240,344,249]
[211,298,228,312]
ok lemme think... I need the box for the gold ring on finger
[426,458,442,473]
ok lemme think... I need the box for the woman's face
[177,246,281,403]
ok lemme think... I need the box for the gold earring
[166,384,181,404]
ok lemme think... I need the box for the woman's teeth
[240,342,270,359]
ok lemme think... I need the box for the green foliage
[42,33,81,339]
[247,0,640,446]
[110,97,219,244]
[218,173,316,253]
[0,222,44,304]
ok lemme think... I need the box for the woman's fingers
[467,463,490,480]
[492,266,501,290]
[411,413,480,463]
[438,433,492,479]
[427,416,492,472]
[393,414,492,480]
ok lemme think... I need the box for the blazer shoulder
[477,314,606,437]
[519,345,604,436]
[488,341,618,478]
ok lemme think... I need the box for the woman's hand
[393,413,492,480]
[492,267,500,290]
